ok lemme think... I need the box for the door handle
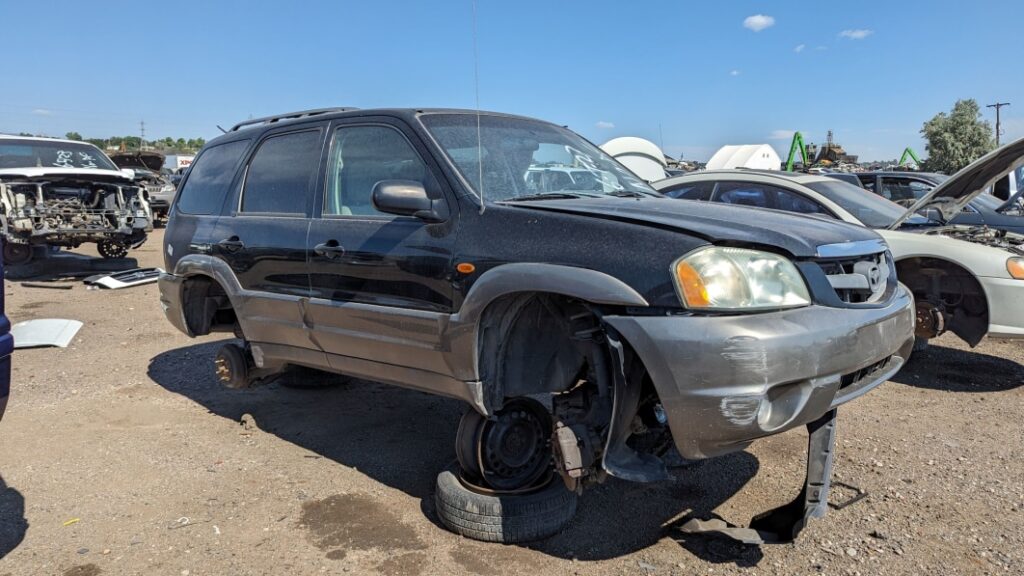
[314,240,346,259]
[217,236,244,252]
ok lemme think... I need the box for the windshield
[0,139,118,171]
[420,114,657,201]
[973,193,1002,210]
[805,179,928,228]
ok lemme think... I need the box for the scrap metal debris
[11,319,83,349]
[83,267,163,289]
[678,410,837,545]
[20,282,73,290]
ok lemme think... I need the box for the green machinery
[784,131,809,171]
[899,147,922,168]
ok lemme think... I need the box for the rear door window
[775,187,831,216]
[175,140,249,215]
[715,182,771,208]
[241,130,323,215]
[661,181,714,201]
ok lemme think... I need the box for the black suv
[160,108,914,545]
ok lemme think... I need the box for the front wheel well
[895,257,989,346]
[181,275,239,336]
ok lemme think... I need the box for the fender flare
[443,262,649,384]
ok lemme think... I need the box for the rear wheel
[2,242,32,266]
[97,239,129,259]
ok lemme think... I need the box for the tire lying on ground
[434,462,578,544]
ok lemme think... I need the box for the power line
[987,102,1010,146]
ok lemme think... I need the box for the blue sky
[2,1,1021,161]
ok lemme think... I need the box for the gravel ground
[0,230,1021,576]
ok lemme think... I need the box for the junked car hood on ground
[0,167,133,183]
[505,196,881,258]
[888,137,1024,229]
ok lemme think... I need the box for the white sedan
[654,139,1024,349]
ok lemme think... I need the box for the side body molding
[442,262,649,383]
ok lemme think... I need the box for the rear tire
[434,462,578,544]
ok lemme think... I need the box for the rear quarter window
[175,140,250,215]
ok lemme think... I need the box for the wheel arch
[894,255,990,346]
[444,262,649,390]
[173,255,245,337]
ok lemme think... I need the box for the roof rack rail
[229,107,358,132]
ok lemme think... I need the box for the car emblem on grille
[867,265,882,290]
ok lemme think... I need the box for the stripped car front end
[0,137,151,263]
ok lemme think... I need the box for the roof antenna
[216,125,227,134]
[471,0,485,214]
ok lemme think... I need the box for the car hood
[503,197,882,258]
[888,137,1024,229]
[109,151,165,172]
[0,167,133,184]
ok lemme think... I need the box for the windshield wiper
[502,191,600,202]
[606,190,648,198]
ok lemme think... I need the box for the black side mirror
[371,180,446,222]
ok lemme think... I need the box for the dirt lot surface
[0,229,1022,576]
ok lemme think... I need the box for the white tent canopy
[600,137,668,182]
[706,144,781,171]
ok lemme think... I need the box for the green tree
[65,131,82,141]
[920,99,994,173]
[85,138,106,149]
[176,138,187,150]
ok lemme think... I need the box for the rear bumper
[604,285,915,459]
[158,272,192,337]
[981,276,1024,339]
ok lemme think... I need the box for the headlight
[1008,257,1024,280]
[160,184,175,193]
[673,246,811,310]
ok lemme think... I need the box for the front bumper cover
[604,285,915,459]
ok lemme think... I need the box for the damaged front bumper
[604,284,915,460]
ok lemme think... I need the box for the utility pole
[987,102,1010,146]
[139,120,146,150]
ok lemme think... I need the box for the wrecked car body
[158,108,915,545]
[110,151,176,220]
[0,136,152,264]
[655,139,1024,347]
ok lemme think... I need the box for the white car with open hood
[0,135,153,265]
[654,138,1024,349]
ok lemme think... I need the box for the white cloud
[839,29,873,40]
[31,108,53,116]
[768,129,799,140]
[814,45,829,51]
[729,69,741,76]
[794,44,805,53]
[743,14,775,32]
[595,121,615,129]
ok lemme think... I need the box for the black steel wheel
[97,239,129,259]
[2,242,32,266]
[456,397,553,492]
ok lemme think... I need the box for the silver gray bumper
[604,285,915,459]
[158,272,192,337]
